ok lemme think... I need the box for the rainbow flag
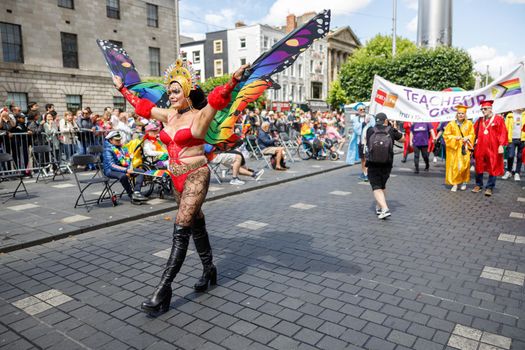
[144,169,171,177]
[497,77,522,97]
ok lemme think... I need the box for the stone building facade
[0,0,179,114]
[326,26,361,87]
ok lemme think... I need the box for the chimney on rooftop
[235,21,246,28]
[286,13,296,33]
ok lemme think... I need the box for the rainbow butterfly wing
[96,39,169,108]
[205,10,331,147]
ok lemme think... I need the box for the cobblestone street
[1,161,524,350]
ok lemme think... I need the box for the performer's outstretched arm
[112,75,169,123]
[195,64,250,133]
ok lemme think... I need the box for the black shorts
[358,144,365,158]
[368,166,392,190]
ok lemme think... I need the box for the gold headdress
[163,58,197,97]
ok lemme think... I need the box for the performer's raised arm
[112,75,170,123]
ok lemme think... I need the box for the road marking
[517,197,525,202]
[290,203,317,210]
[51,183,75,188]
[448,324,511,350]
[358,181,369,185]
[497,234,525,244]
[480,266,525,286]
[148,198,168,205]
[61,215,91,224]
[509,212,524,219]
[236,220,269,230]
[208,186,223,192]
[330,191,351,196]
[7,203,40,211]
[154,247,193,258]
[12,289,73,316]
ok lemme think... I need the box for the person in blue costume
[346,103,375,180]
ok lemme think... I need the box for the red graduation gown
[473,114,508,176]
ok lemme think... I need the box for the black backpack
[367,126,393,163]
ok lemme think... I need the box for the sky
[179,0,525,78]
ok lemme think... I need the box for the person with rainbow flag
[102,131,148,204]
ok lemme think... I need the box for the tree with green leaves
[339,34,475,102]
[326,80,347,110]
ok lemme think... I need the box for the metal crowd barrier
[0,128,108,174]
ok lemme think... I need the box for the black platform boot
[141,225,191,314]
[192,217,217,292]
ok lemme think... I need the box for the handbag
[457,121,473,154]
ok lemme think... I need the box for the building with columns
[326,27,361,88]
[0,0,179,113]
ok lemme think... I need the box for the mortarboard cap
[456,104,469,113]
[480,100,494,108]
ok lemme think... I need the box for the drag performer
[472,100,508,196]
[113,59,249,314]
[401,121,413,163]
[443,105,474,192]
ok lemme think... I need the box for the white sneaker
[375,207,381,215]
[502,171,512,180]
[254,169,264,181]
[378,208,391,219]
[450,185,458,192]
[433,157,437,163]
[460,184,467,191]
[229,178,245,185]
[515,173,521,181]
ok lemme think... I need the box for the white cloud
[403,0,418,10]
[259,0,372,26]
[406,15,417,32]
[467,45,525,77]
[204,9,237,28]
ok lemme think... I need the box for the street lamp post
[392,0,397,57]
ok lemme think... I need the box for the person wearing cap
[102,130,148,203]
[502,109,524,181]
[143,123,168,168]
[365,113,404,219]
[472,100,508,196]
[443,105,475,191]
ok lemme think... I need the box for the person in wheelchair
[143,123,169,169]
[301,120,326,159]
[103,131,148,204]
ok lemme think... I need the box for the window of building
[60,32,78,68]
[7,92,27,112]
[192,50,200,63]
[181,51,187,60]
[214,59,223,77]
[273,38,278,45]
[213,40,222,54]
[194,69,201,81]
[58,0,74,9]
[239,37,246,49]
[283,85,287,101]
[113,96,125,111]
[106,0,120,19]
[319,61,323,73]
[290,64,295,77]
[263,36,268,50]
[298,86,302,101]
[108,40,122,48]
[149,47,160,76]
[0,22,23,63]
[240,58,246,66]
[310,60,314,73]
[147,3,158,27]
[298,63,302,77]
[311,82,322,99]
[66,95,82,113]
[319,44,323,52]
[290,85,295,101]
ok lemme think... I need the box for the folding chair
[207,162,223,184]
[32,145,65,183]
[278,132,296,163]
[0,152,29,203]
[70,154,113,212]
[245,136,273,169]
[86,145,104,178]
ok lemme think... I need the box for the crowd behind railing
[0,101,348,174]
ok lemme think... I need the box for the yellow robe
[444,120,475,185]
